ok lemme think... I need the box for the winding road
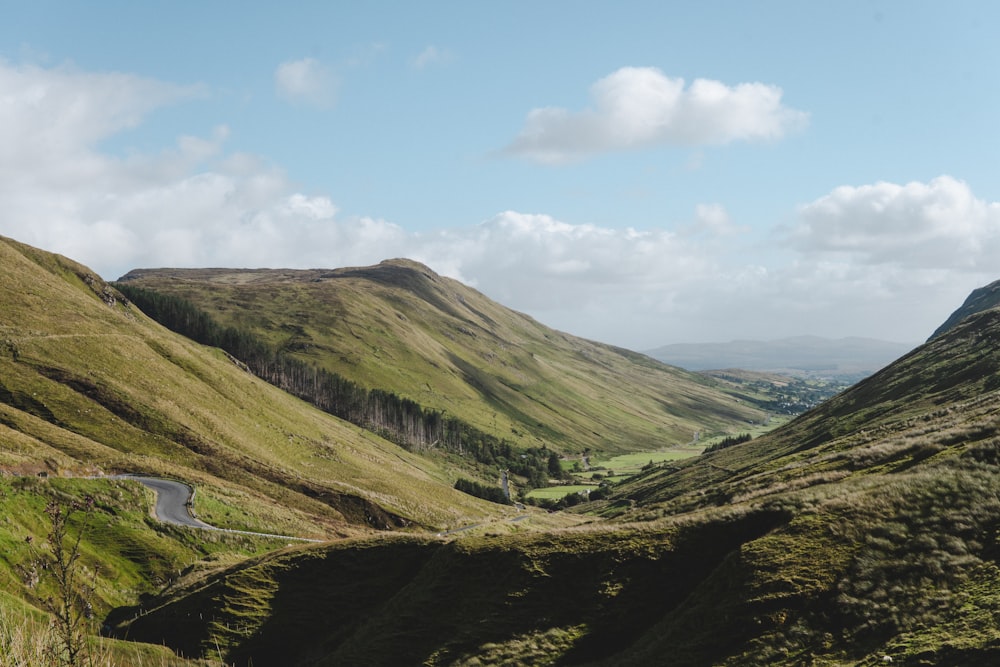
[123,475,214,529]
[116,474,321,542]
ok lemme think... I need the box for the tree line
[114,283,553,486]
[454,478,510,505]
[702,432,753,453]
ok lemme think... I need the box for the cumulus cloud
[0,60,993,350]
[504,66,808,164]
[421,211,710,311]
[274,57,337,108]
[0,60,398,278]
[789,176,1000,270]
[683,203,746,238]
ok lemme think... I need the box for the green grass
[590,449,702,473]
[116,263,768,459]
[0,236,504,539]
[525,485,599,500]
[0,475,284,666]
[11,236,1000,665]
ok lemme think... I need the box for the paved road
[124,475,214,529]
[115,474,321,542]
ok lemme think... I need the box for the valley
[3,234,1000,665]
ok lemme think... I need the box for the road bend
[115,474,321,543]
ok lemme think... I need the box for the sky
[2,1,1000,350]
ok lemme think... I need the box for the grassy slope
[610,306,1000,516]
[116,304,1000,665]
[0,475,241,666]
[0,236,506,535]
[116,261,765,456]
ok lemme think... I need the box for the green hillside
[0,236,760,665]
[112,294,1000,665]
[0,235,529,662]
[9,232,1000,665]
[0,237,506,533]
[115,262,765,458]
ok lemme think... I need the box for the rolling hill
[0,236,768,665]
[114,262,766,457]
[9,232,1000,665]
[0,236,506,534]
[112,286,1000,665]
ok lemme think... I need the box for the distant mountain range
[645,335,916,378]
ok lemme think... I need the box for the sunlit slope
[117,260,765,455]
[0,237,502,533]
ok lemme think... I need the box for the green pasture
[526,485,598,500]
[588,448,702,475]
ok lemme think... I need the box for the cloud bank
[790,176,1000,270]
[0,60,994,349]
[504,67,809,164]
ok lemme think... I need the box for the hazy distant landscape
[646,335,916,380]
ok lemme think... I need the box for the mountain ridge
[0,235,503,533]
[115,262,765,458]
[8,233,1000,665]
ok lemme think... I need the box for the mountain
[114,262,765,456]
[0,237,503,533]
[928,277,1000,340]
[9,232,1000,665]
[110,280,1000,665]
[645,335,914,378]
[0,237,765,664]
[0,233,522,661]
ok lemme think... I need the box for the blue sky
[2,1,999,349]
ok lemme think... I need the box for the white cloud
[422,211,709,311]
[274,57,337,108]
[504,66,808,164]
[0,60,992,351]
[0,60,397,278]
[0,60,197,154]
[789,176,1000,270]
